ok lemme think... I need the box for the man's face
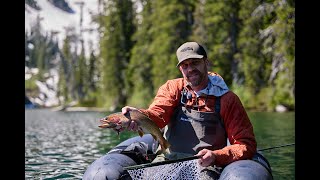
[178,58,207,87]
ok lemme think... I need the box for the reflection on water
[25,109,294,179]
[25,109,135,179]
[250,112,295,180]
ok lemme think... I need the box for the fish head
[98,113,124,129]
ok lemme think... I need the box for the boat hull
[83,134,273,180]
[83,134,157,180]
[220,159,273,180]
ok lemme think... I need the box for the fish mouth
[99,118,118,128]
[99,117,109,123]
[99,121,117,128]
[98,123,111,128]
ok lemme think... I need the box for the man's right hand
[121,106,139,131]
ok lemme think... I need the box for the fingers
[121,106,139,131]
[121,106,138,114]
[127,120,138,131]
[197,149,215,167]
[115,106,138,132]
[197,149,207,167]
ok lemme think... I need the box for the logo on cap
[181,47,193,52]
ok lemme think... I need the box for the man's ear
[206,59,209,65]
[205,58,213,68]
[204,58,209,66]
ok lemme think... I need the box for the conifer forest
[25,0,295,112]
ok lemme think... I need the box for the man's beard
[186,70,205,87]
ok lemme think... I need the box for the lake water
[25,109,295,179]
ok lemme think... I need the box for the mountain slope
[25,0,99,54]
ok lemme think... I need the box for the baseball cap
[176,42,207,67]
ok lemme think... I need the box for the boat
[83,134,273,180]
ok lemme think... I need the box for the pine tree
[87,47,98,93]
[98,0,136,111]
[59,32,75,104]
[75,41,87,102]
[126,0,155,108]
[238,0,269,90]
[269,0,295,109]
[149,0,196,91]
[190,0,206,43]
[193,0,241,85]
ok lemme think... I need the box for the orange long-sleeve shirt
[139,74,257,167]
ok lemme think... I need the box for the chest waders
[151,95,226,179]
[164,95,227,155]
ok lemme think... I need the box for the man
[115,41,257,178]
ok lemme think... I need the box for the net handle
[123,154,202,170]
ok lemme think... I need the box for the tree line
[25,0,295,112]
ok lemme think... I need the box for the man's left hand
[196,149,216,167]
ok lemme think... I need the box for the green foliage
[270,0,295,109]
[58,33,76,104]
[25,76,39,98]
[149,0,196,91]
[26,0,295,112]
[98,0,136,110]
[231,84,253,109]
[74,44,87,101]
[232,84,274,112]
[197,0,241,85]
[126,87,154,109]
[25,78,37,90]
[78,91,99,107]
[126,0,155,107]
[238,0,265,90]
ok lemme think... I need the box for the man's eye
[180,60,202,69]
[193,61,201,65]
[181,64,188,69]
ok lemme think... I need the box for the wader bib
[164,103,227,154]
[152,94,227,179]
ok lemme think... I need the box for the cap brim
[176,55,203,67]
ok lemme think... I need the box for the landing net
[124,156,201,180]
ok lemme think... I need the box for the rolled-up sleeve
[139,79,182,129]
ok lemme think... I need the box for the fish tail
[160,139,171,151]
[164,140,171,149]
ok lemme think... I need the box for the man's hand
[121,106,139,131]
[99,106,140,134]
[196,149,216,167]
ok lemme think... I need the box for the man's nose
[186,64,196,71]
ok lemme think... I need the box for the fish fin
[165,140,171,149]
[150,135,171,151]
[138,130,144,137]
[116,129,122,139]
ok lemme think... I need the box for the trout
[99,110,170,151]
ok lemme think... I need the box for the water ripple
[25,109,294,179]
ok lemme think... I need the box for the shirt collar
[195,74,229,97]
